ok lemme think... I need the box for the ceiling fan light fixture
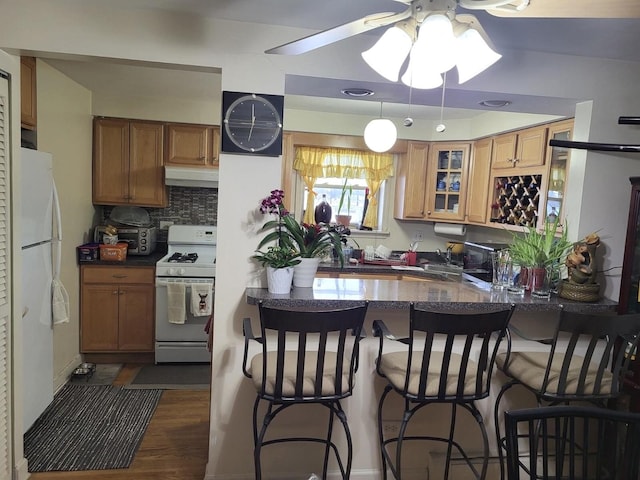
[364,118,397,153]
[401,56,443,89]
[414,14,458,74]
[455,27,502,83]
[361,26,412,82]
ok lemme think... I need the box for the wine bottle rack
[490,174,542,227]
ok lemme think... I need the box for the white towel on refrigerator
[167,283,186,324]
[190,282,213,317]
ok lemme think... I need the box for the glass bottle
[314,194,332,224]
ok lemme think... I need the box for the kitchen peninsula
[246,274,617,312]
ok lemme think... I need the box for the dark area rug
[125,363,211,390]
[24,384,162,472]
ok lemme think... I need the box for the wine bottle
[314,194,332,224]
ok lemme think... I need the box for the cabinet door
[118,285,155,351]
[81,284,120,351]
[491,133,517,169]
[129,121,167,207]
[541,120,572,227]
[210,126,220,167]
[516,125,547,168]
[166,124,210,166]
[394,142,429,219]
[466,138,492,224]
[93,118,130,205]
[20,56,37,130]
[425,143,470,221]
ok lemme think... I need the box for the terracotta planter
[335,214,352,227]
[293,257,321,288]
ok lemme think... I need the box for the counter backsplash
[99,186,218,243]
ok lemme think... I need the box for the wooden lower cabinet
[81,265,155,352]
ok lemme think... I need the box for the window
[307,177,385,229]
[293,146,394,231]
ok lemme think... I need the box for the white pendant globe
[364,118,397,153]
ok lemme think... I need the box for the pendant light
[364,102,397,153]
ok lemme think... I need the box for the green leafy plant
[337,178,353,216]
[508,216,573,268]
[252,246,300,269]
[254,189,346,267]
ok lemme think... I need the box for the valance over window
[293,146,394,228]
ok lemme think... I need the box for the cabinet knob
[112,290,118,295]
[113,274,127,279]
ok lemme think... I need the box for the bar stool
[373,303,515,480]
[242,301,368,480]
[493,308,640,480]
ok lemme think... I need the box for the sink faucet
[435,248,452,264]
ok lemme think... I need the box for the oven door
[155,277,214,363]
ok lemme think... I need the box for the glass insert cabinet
[426,143,470,222]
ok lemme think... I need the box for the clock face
[222,92,283,155]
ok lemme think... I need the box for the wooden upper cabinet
[466,137,493,224]
[20,56,37,130]
[165,123,220,167]
[491,125,548,170]
[93,117,166,207]
[394,141,429,220]
[424,142,470,222]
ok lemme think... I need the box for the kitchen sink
[423,263,464,276]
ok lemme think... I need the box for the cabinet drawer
[82,266,154,284]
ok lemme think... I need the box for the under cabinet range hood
[164,166,219,188]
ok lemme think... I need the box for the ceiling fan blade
[486,0,640,18]
[265,10,411,55]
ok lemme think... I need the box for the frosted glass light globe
[364,118,397,152]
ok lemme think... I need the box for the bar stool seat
[374,303,515,480]
[493,308,640,480]
[242,300,369,480]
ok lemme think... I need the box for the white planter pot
[266,266,294,294]
[293,257,321,288]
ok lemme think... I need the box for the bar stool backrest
[404,304,515,402]
[539,310,640,401]
[255,301,368,402]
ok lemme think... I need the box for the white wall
[36,60,94,389]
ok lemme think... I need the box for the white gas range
[155,225,216,363]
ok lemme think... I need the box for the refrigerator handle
[52,181,62,280]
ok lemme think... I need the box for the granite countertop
[246,275,618,312]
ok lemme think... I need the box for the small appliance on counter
[462,241,510,287]
[94,225,157,255]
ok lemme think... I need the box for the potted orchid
[253,189,300,293]
[255,189,346,288]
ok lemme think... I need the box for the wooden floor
[28,364,211,480]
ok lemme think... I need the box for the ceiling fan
[265,0,640,56]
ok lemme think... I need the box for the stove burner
[168,252,199,263]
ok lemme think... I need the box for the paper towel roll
[434,223,467,237]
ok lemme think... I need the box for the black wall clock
[221,91,284,156]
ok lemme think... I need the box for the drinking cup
[507,262,526,295]
[491,250,510,289]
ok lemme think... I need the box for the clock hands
[248,103,255,141]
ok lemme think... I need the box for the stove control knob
[168,267,177,276]
[178,268,187,276]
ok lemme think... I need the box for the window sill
[349,230,390,239]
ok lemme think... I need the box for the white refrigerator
[20,147,57,431]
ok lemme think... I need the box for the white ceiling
[44,0,640,121]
